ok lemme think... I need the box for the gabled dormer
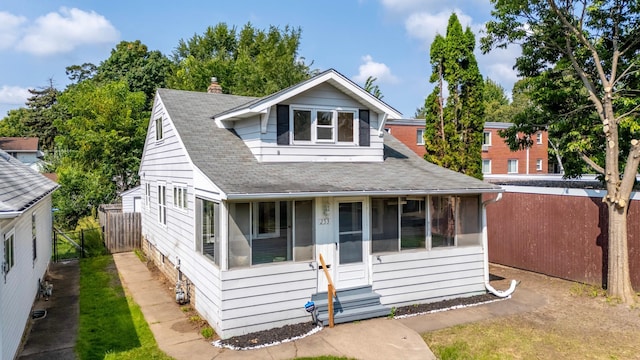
[213,69,402,162]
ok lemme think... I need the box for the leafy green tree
[168,23,312,96]
[0,108,29,137]
[54,80,148,226]
[96,40,172,105]
[424,13,485,179]
[483,78,511,123]
[482,0,640,302]
[364,76,383,99]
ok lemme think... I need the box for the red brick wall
[385,124,426,157]
[482,127,548,174]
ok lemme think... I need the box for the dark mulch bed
[214,293,506,350]
[394,293,503,318]
[214,321,319,350]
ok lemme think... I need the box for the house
[121,185,142,213]
[0,149,57,360]
[0,137,45,171]
[139,69,502,338]
[384,119,549,175]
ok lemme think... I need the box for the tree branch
[564,37,605,117]
[614,103,640,123]
[548,0,609,86]
[618,139,640,207]
[580,152,605,174]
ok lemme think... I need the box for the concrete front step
[311,285,391,326]
[316,304,391,325]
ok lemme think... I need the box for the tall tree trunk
[607,203,636,303]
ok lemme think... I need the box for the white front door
[335,200,369,289]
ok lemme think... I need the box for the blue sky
[0,0,520,118]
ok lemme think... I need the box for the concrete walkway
[17,254,546,360]
[112,252,435,360]
[18,260,79,360]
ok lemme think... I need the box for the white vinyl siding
[372,247,485,307]
[234,83,384,162]
[219,263,316,337]
[1,199,53,360]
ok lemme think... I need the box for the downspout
[481,193,518,297]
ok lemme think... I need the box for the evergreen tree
[23,80,60,151]
[424,14,485,179]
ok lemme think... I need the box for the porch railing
[318,253,336,328]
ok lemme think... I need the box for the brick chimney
[207,77,222,94]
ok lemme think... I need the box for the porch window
[431,195,481,248]
[228,200,314,268]
[291,107,358,144]
[371,197,426,252]
[196,198,219,265]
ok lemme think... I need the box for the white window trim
[537,132,543,145]
[482,159,492,174]
[145,183,151,209]
[173,184,188,211]
[416,129,425,145]
[3,229,15,277]
[155,117,164,142]
[290,104,359,145]
[536,159,543,171]
[507,159,519,174]
[252,201,281,239]
[158,183,167,227]
[483,131,492,146]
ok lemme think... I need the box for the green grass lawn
[77,255,173,360]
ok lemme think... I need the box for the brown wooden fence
[98,204,141,253]
[486,189,640,289]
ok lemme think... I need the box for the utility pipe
[481,193,518,297]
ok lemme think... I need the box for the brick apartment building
[385,119,548,175]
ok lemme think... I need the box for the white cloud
[353,55,399,84]
[0,12,27,49]
[479,43,521,94]
[16,7,119,56]
[405,9,474,49]
[0,85,30,106]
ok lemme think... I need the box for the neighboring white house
[139,69,502,338]
[121,185,142,213]
[0,149,57,360]
[0,137,45,171]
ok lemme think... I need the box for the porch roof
[158,88,501,199]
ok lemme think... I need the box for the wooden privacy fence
[99,204,141,253]
[486,186,640,289]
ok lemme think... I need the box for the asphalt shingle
[0,149,58,213]
[157,88,501,198]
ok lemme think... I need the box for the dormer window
[291,106,358,144]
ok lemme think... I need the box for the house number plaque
[320,218,330,225]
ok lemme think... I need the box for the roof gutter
[0,185,59,219]
[225,187,503,200]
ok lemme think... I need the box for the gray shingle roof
[158,88,501,198]
[0,149,58,214]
